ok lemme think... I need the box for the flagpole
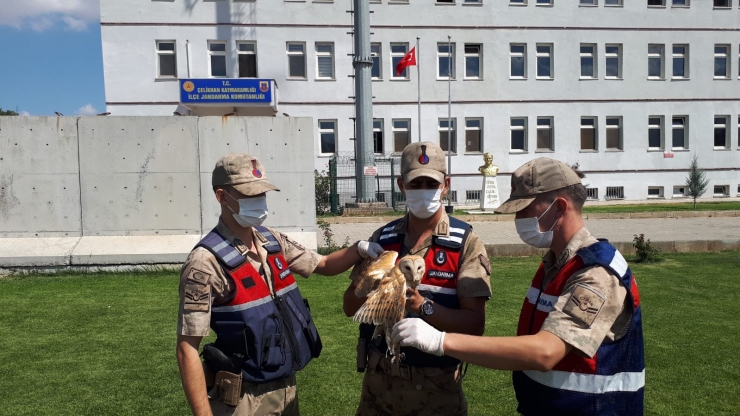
[417,37,421,142]
[446,35,453,214]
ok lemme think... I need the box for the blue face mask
[514,200,559,248]
[226,193,269,228]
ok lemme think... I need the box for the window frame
[390,43,410,80]
[509,0,527,5]
[318,119,337,156]
[579,0,597,5]
[464,43,483,80]
[536,117,554,151]
[672,185,688,198]
[606,116,623,150]
[605,43,623,79]
[647,186,665,199]
[671,0,689,7]
[648,44,665,80]
[647,0,666,7]
[536,43,554,80]
[536,0,554,5]
[580,116,598,151]
[714,115,730,149]
[714,44,731,79]
[155,40,177,79]
[286,42,307,80]
[373,119,385,154]
[672,44,689,79]
[371,43,383,80]
[713,0,731,8]
[580,44,597,79]
[207,40,228,78]
[510,43,527,79]
[671,115,689,150]
[605,0,624,5]
[236,41,257,78]
[438,118,458,154]
[465,118,483,153]
[648,116,665,150]
[510,117,528,152]
[315,42,336,81]
[437,42,456,80]
[392,119,411,152]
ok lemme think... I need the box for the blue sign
[180,79,272,105]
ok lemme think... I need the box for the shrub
[633,233,661,263]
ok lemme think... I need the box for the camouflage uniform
[178,220,320,416]
[537,226,631,357]
[350,213,492,416]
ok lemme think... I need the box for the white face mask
[225,193,269,228]
[515,200,559,248]
[405,188,443,219]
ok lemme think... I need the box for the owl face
[398,255,425,287]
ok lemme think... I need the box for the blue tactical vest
[361,216,472,368]
[196,226,322,384]
[513,240,645,416]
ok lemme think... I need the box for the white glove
[391,318,445,356]
[357,241,384,259]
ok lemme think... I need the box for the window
[316,42,335,80]
[605,44,622,79]
[393,119,410,152]
[648,116,664,150]
[373,119,384,153]
[580,0,597,5]
[738,116,740,147]
[605,186,625,200]
[672,0,689,6]
[672,116,688,149]
[714,116,729,148]
[672,45,688,78]
[581,117,597,151]
[464,44,482,79]
[510,44,527,79]
[536,44,553,79]
[237,41,257,78]
[464,0,482,3]
[510,0,527,4]
[648,0,665,6]
[371,43,382,80]
[156,40,177,78]
[439,118,457,153]
[465,190,481,202]
[536,0,553,4]
[713,185,729,197]
[586,188,599,200]
[606,117,622,150]
[605,0,623,5]
[580,44,597,79]
[647,187,664,198]
[437,0,454,3]
[714,45,730,79]
[536,117,554,150]
[465,118,483,152]
[442,191,458,204]
[287,42,307,79]
[318,120,337,155]
[437,43,456,80]
[391,43,410,79]
[714,0,731,7]
[648,44,665,79]
[673,186,687,197]
[510,117,528,151]
[208,41,227,77]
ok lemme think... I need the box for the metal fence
[326,152,405,214]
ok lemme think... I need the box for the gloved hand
[392,318,445,356]
[357,241,384,259]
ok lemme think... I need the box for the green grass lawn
[581,201,740,214]
[1,251,739,415]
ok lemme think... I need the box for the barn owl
[353,252,426,363]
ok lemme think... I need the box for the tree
[0,108,19,116]
[685,154,709,209]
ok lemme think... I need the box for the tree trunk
[693,198,697,210]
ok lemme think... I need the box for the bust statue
[478,152,499,177]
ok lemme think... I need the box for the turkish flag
[395,47,416,76]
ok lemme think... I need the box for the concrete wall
[0,116,316,240]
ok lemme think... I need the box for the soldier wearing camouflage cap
[392,157,645,415]
[176,153,383,416]
[343,142,492,416]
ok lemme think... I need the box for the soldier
[176,153,383,416]
[343,142,492,416]
[392,158,645,416]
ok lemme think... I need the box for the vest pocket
[260,315,286,370]
[283,295,322,359]
[213,321,250,360]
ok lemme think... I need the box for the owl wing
[353,267,407,327]
[354,251,398,298]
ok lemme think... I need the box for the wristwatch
[420,298,434,317]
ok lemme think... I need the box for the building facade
[101,0,740,204]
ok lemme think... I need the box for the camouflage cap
[212,153,280,196]
[495,157,582,214]
[401,141,447,183]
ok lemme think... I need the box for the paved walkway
[321,216,740,246]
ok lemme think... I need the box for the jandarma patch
[565,284,606,328]
[184,284,210,312]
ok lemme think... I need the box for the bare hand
[405,288,424,314]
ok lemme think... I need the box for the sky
[0,0,105,116]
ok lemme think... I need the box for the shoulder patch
[187,267,211,286]
[183,284,211,312]
[564,284,606,328]
[479,253,492,276]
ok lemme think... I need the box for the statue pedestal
[480,176,500,211]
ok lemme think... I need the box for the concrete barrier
[0,116,317,268]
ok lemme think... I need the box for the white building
[101,0,740,205]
